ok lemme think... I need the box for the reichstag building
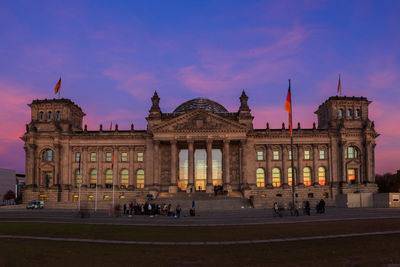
[22,91,378,207]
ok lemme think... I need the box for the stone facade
[21,92,379,208]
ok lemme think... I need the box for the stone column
[266,145,272,187]
[206,139,213,193]
[54,144,61,187]
[282,145,288,187]
[98,147,103,188]
[223,139,231,192]
[187,140,194,193]
[26,144,36,187]
[240,140,248,189]
[297,145,303,185]
[82,146,88,187]
[128,146,135,189]
[114,146,119,188]
[153,141,160,186]
[169,140,178,193]
[312,144,318,185]
[340,141,347,184]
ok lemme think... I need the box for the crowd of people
[273,199,326,217]
[114,202,184,218]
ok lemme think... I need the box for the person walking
[304,201,311,216]
[176,204,181,218]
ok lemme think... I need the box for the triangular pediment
[151,110,248,133]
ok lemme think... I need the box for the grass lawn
[0,219,400,266]
[0,219,400,242]
[0,235,399,266]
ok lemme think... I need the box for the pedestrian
[123,203,127,215]
[304,201,311,216]
[273,202,282,217]
[176,204,181,218]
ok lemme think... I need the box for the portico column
[240,140,248,189]
[312,144,318,185]
[169,140,178,193]
[206,139,213,193]
[266,145,272,187]
[297,145,303,185]
[98,147,103,188]
[340,141,347,184]
[223,139,232,192]
[153,141,160,186]
[27,144,36,187]
[187,140,194,193]
[82,146,88,187]
[128,146,134,189]
[54,144,61,187]
[282,145,288,187]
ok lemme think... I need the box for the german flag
[54,77,61,94]
[284,80,292,136]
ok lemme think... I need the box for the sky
[0,0,399,174]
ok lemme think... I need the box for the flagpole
[95,147,98,213]
[112,150,115,211]
[289,79,296,210]
[339,74,342,97]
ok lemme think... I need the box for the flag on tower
[284,80,293,136]
[111,151,114,169]
[54,77,61,94]
[337,74,341,95]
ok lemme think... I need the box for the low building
[0,168,17,205]
[21,91,379,208]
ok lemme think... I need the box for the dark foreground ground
[0,207,399,266]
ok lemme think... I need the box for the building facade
[22,91,378,207]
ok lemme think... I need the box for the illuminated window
[48,111,53,120]
[90,152,96,162]
[40,112,44,120]
[339,108,344,117]
[74,169,82,187]
[272,168,281,187]
[256,168,265,187]
[103,195,110,200]
[73,195,79,202]
[56,111,61,120]
[273,150,279,160]
[105,169,113,188]
[288,167,297,186]
[319,150,325,160]
[212,149,222,186]
[178,149,188,190]
[137,152,143,162]
[304,150,310,160]
[121,152,128,162]
[136,169,144,189]
[346,146,358,159]
[303,167,311,186]
[257,151,264,161]
[106,152,112,162]
[355,109,360,117]
[348,168,356,184]
[75,152,81,162]
[347,109,352,117]
[88,195,94,201]
[90,169,97,186]
[318,167,326,185]
[120,169,129,188]
[42,149,54,162]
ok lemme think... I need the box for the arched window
[256,168,265,187]
[303,167,311,186]
[40,112,44,120]
[120,169,129,188]
[74,169,82,187]
[347,109,352,117]
[136,169,144,189]
[272,168,281,187]
[48,111,53,120]
[42,149,54,162]
[56,111,61,120]
[288,167,297,186]
[355,109,360,117]
[90,169,97,186]
[345,146,359,159]
[339,109,343,117]
[105,169,113,188]
[318,167,326,186]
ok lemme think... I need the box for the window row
[256,167,327,188]
[74,152,143,162]
[74,169,145,189]
[257,149,326,161]
[338,108,361,118]
[39,111,61,120]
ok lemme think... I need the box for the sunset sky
[0,1,399,174]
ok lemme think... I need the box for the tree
[3,190,16,201]
[375,171,400,193]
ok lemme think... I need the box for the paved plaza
[1,206,400,226]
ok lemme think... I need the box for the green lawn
[0,219,400,242]
[0,219,400,266]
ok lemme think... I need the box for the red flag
[111,151,114,169]
[284,81,292,136]
[337,74,341,95]
[54,77,61,94]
